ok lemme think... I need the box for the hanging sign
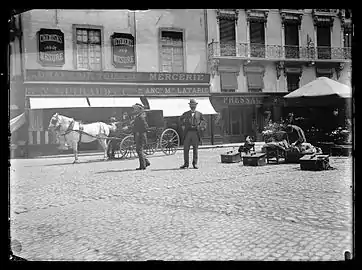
[111,33,135,68]
[38,28,65,66]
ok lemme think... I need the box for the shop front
[210,93,286,143]
[23,69,216,156]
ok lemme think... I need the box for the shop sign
[25,84,210,97]
[111,33,135,68]
[223,96,264,105]
[38,29,65,66]
[25,69,210,84]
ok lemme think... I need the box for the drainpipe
[204,9,214,145]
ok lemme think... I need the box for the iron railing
[208,41,352,61]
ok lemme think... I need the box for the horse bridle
[51,115,76,136]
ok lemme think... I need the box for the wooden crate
[221,151,241,163]
[243,153,266,166]
[300,154,330,171]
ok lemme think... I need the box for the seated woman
[238,135,255,154]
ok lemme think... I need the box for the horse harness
[58,119,84,143]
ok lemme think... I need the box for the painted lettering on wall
[25,70,211,84]
[223,96,263,105]
[38,29,65,66]
[25,85,210,97]
[111,33,135,68]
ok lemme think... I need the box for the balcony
[208,41,351,62]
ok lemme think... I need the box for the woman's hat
[189,99,198,105]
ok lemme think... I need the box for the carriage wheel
[113,140,124,159]
[119,135,138,159]
[144,142,157,155]
[160,128,180,155]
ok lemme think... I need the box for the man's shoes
[136,167,146,170]
[146,160,151,167]
[193,164,199,169]
[180,164,189,169]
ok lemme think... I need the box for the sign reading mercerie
[111,33,135,68]
[25,70,210,84]
[38,29,65,66]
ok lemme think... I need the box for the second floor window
[160,30,184,72]
[219,18,236,56]
[76,28,101,70]
[250,22,265,58]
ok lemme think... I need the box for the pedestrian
[179,99,206,169]
[132,103,151,170]
[284,124,307,152]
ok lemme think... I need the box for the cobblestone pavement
[10,148,353,261]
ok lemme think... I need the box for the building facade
[10,9,217,156]
[9,9,352,156]
[207,9,352,143]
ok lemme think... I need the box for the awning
[29,98,90,109]
[220,72,238,90]
[88,97,142,107]
[148,97,217,117]
[10,112,26,133]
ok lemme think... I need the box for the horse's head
[48,113,60,131]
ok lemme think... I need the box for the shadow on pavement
[95,168,137,174]
[38,159,108,167]
[150,168,188,172]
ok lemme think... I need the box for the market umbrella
[284,77,352,107]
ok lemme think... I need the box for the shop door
[241,106,253,139]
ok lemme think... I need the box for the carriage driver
[132,103,151,170]
[107,116,118,159]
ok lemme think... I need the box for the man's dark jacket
[133,113,148,143]
[180,110,206,142]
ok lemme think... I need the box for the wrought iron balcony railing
[208,41,351,61]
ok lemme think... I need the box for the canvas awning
[88,97,142,107]
[10,112,26,133]
[147,97,217,117]
[29,98,90,109]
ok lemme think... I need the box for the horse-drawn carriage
[109,109,180,159]
[48,109,180,163]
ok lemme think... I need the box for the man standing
[179,99,206,169]
[132,103,151,170]
[107,116,118,159]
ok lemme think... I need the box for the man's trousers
[183,130,199,166]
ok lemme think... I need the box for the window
[160,30,184,72]
[317,26,331,59]
[284,24,299,58]
[76,28,102,70]
[287,73,300,92]
[246,72,264,92]
[250,22,265,57]
[343,29,352,48]
[220,72,238,92]
[219,18,236,56]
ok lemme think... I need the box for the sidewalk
[29,142,266,159]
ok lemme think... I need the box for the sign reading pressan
[25,70,210,84]
[25,85,210,97]
[38,29,65,66]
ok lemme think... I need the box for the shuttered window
[220,72,238,91]
[246,72,264,92]
[160,30,184,72]
[76,28,102,70]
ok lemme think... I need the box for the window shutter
[246,72,264,91]
[220,72,238,90]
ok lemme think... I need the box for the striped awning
[148,97,217,117]
[29,98,90,109]
[10,112,26,133]
[88,97,142,107]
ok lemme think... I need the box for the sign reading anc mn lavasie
[111,33,135,68]
[38,29,65,66]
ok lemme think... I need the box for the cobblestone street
[10,148,353,261]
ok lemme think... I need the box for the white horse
[48,113,116,163]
